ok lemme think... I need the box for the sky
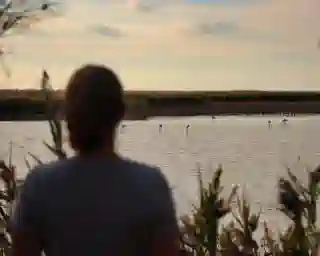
[0,0,319,90]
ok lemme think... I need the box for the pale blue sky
[0,0,319,91]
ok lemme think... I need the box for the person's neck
[79,142,117,160]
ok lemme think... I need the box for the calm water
[0,116,319,237]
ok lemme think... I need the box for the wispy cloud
[185,0,267,6]
[178,20,279,44]
[192,21,239,36]
[268,51,320,66]
[89,24,124,38]
[126,0,157,12]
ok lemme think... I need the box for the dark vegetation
[2,89,320,120]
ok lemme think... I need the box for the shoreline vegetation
[0,78,319,255]
[2,89,320,120]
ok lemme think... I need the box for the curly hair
[65,64,125,154]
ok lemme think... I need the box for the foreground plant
[276,168,320,255]
[0,158,16,255]
[180,165,237,256]
[180,165,319,256]
[180,165,262,256]
[218,191,261,255]
[0,1,61,79]
[0,70,67,255]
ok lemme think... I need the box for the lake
[0,115,319,238]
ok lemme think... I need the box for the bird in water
[282,118,288,125]
[120,124,126,133]
[159,124,163,133]
[41,3,50,10]
[185,124,190,136]
[268,120,272,129]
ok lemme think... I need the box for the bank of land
[1,89,320,120]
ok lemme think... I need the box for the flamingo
[185,124,190,136]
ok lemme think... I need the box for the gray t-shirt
[11,156,179,256]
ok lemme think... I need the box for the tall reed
[180,165,319,255]
[0,70,66,255]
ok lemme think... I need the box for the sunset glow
[0,0,319,91]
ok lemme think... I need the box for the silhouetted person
[11,64,180,256]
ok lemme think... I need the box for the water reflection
[0,116,318,223]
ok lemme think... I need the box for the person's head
[65,64,125,156]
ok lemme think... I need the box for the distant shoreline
[1,89,320,120]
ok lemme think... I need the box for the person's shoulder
[23,158,75,187]
[121,158,168,186]
[122,158,159,172]
[121,158,174,213]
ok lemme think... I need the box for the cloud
[185,0,267,6]
[89,24,124,38]
[191,21,239,36]
[126,0,157,12]
[178,20,278,44]
[267,51,320,66]
[21,28,49,37]
[2,24,49,38]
